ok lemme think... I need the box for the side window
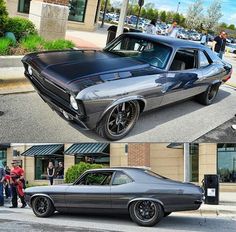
[76,172,113,186]
[112,171,133,185]
[199,51,210,67]
[170,49,197,71]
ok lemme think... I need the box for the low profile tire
[196,84,219,105]
[129,200,164,227]
[96,101,140,140]
[32,196,55,217]
[164,212,171,217]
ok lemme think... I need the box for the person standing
[56,162,64,179]
[200,33,208,45]
[47,162,55,185]
[212,31,227,59]
[167,21,178,38]
[9,161,26,208]
[145,19,158,35]
[0,161,6,206]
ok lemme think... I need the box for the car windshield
[105,36,172,69]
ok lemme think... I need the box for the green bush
[5,17,37,40]
[20,34,45,52]
[65,162,103,183]
[0,37,13,55]
[44,39,75,50]
[0,0,8,34]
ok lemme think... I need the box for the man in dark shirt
[212,31,227,59]
[0,161,6,206]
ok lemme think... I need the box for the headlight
[70,95,78,110]
[28,65,33,75]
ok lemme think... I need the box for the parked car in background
[25,167,204,227]
[22,33,232,140]
[226,43,236,54]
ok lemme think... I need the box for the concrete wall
[150,143,184,181]
[110,143,128,167]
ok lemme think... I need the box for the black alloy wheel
[129,200,164,227]
[96,100,140,140]
[32,196,54,217]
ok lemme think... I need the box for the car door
[65,171,113,210]
[110,171,137,210]
[160,48,202,106]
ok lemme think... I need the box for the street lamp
[135,0,145,29]
[176,1,180,13]
[101,0,109,28]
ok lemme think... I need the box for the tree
[203,0,223,31]
[100,0,111,11]
[228,24,235,30]
[160,11,167,22]
[185,0,204,30]
[0,0,8,34]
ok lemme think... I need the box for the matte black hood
[23,50,151,89]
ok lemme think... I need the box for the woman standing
[47,162,55,185]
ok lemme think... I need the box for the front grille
[32,70,69,102]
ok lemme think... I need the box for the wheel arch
[127,197,165,211]
[97,96,146,124]
[30,193,55,208]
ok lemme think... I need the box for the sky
[111,0,236,25]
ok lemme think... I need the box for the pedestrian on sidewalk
[4,166,11,199]
[9,161,26,208]
[212,31,227,59]
[56,162,64,179]
[0,161,6,206]
[167,21,178,38]
[145,19,158,35]
[47,161,55,185]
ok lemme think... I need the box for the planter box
[0,55,23,68]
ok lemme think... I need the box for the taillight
[223,67,232,82]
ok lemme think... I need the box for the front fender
[30,193,55,207]
[97,95,146,123]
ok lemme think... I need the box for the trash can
[203,174,219,205]
[106,25,129,45]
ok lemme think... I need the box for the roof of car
[124,32,206,49]
[86,167,147,172]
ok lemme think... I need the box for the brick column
[128,143,150,167]
[29,0,69,40]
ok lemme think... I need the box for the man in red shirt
[9,161,26,208]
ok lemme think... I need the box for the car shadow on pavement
[75,88,231,141]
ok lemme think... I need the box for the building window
[75,155,109,166]
[35,156,64,180]
[217,144,236,183]
[18,0,31,14]
[0,149,7,167]
[190,144,199,182]
[68,0,87,22]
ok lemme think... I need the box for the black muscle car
[25,167,204,227]
[22,33,232,140]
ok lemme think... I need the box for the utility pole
[117,0,129,37]
[184,143,190,182]
[136,0,144,29]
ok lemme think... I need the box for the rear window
[144,170,167,179]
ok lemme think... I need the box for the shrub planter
[0,55,23,67]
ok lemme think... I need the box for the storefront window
[217,144,236,183]
[0,149,7,167]
[190,144,199,182]
[75,155,109,166]
[35,156,64,180]
[18,0,31,14]
[68,0,87,22]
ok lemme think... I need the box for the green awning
[21,144,64,156]
[64,143,109,156]
[167,143,184,149]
